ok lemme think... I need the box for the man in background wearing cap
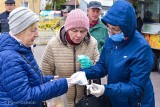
[87,1,108,84]
[0,0,16,33]
[52,8,68,30]
[87,1,108,53]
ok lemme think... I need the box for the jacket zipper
[73,46,77,107]
[107,48,112,85]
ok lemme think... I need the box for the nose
[76,31,82,38]
[34,31,39,37]
[109,30,115,35]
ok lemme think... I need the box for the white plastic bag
[46,94,68,107]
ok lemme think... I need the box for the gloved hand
[77,55,92,69]
[66,78,72,87]
[66,78,71,87]
[87,83,105,97]
[50,75,59,81]
[53,75,59,79]
[69,71,88,85]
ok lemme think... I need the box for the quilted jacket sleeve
[1,55,68,104]
[40,42,55,75]
[43,75,54,82]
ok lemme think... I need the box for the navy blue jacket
[0,11,10,33]
[0,33,68,107]
[83,0,155,107]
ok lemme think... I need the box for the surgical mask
[108,32,124,42]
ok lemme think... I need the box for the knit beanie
[64,9,89,31]
[8,7,39,35]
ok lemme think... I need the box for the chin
[75,41,81,44]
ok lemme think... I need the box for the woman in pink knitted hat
[40,9,100,107]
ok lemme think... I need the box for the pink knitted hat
[64,9,89,31]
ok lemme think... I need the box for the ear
[14,33,21,38]
[87,8,89,14]
[15,30,25,38]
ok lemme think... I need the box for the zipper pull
[116,46,117,49]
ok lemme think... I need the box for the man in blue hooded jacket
[71,0,155,107]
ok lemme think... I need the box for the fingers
[90,86,98,92]
[68,83,74,87]
[89,87,99,97]
[92,83,99,87]
[70,72,80,78]
[54,75,59,79]
[86,83,102,97]
[87,84,98,93]
[66,78,74,87]
[69,72,88,85]
[86,85,92,90]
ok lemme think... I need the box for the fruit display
[144,34,160,49]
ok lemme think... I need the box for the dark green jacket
[89,19,108,53]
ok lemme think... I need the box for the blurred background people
[0,0,16,33]
[87,1,108,53]
[143,11,155,23]
[52,8,68,30]
[40,9,99,107]
[0,7,69,107]
[136,12,143,34]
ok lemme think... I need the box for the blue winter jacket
[83,0,155,107]
[0,33,68,107]
[0,11,10,33]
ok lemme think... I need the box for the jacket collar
[0,33,32,54]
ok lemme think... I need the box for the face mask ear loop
[108,31,111,38]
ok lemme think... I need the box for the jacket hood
[0,33,31,54]
[101,0,136,38]
[59,26,91,45]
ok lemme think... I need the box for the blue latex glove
[77,55,92,69]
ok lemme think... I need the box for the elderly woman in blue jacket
[71,0,155,107]
[0,7,69,107]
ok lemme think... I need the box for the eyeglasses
[106,25,121,34]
